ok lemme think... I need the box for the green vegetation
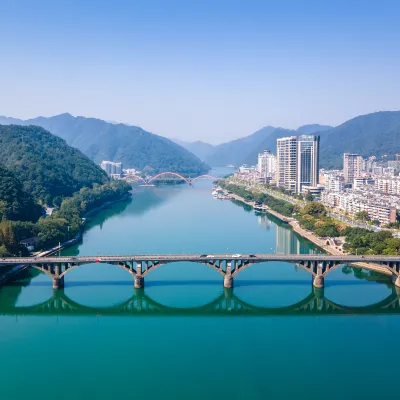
[354,211,369,222]
[0,114,210,175]
[219,182,297,217]
[342,228,400,255]
[319,111,400,168]
[0,180,131,255]
[297,202,343,237]
[0,164,43,222]
[221,179,400,255]
[0,125,108,205]
[0,124,132,256]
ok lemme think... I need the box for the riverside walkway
[1,254,399,289]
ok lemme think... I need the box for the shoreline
[222,186,390,276]
[0,192,132,285]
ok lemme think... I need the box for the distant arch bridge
[122,173,218,185]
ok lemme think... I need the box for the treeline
[0,125,108,205]
[0,164,43,222]
[297,202,344,238]
[219,182,296,217]
[220,180,400,255]
[0,181,131,257]
[342,228,400,255]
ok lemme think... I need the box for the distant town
[230,135,399,227]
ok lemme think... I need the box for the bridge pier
[52,276,64,290]
[393,274,400,288]
[224,275,233,288]
[134,276,144,289]
[313,274,324,289]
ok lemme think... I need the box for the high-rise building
[257,149,276,177]
[296,135,319,193]
[100,161,123,176]
[343,153,362,184]
[276,135,319,193]
[276,136,298,192]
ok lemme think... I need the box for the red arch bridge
[121,173,218,185]
[1,254,399,290]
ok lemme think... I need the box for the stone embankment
[224,187,390,276]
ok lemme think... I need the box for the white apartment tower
[343,153,363,184]
[276,135,319,193]
[276,136,298,192]
[257,149,276,177]
[100,161,123,176]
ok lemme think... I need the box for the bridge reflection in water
[1,285,399,317]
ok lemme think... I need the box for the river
[0,168,398,399]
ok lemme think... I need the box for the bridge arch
[147,172,189,184]
[190,175,218,183]
[141,260,226,278]
[122,175,148,185]
[58,261,136,279]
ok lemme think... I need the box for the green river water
[0,168,399,399]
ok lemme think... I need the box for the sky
[1,0,400,144]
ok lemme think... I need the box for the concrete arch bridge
[1,286,399,317]
[122,172,218,186]
[1,254,400,290]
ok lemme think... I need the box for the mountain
[296,124,333,134]
[0,114,209,175]
[0,124,108,204]
[319,111,400,168]
[172,139,215,162]
[241,128,296,166]
[205,126,279,167]
[0,164,43,222]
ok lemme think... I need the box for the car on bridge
[231,254,241,258]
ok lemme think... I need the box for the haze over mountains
[1,111,400,173]
[176,111,400,169]
[0,114,209,176]
[176,124,332,167]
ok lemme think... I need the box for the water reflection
[1,281,398,317]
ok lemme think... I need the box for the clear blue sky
[1,0,399,143]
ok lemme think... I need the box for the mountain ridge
[0,114,210,175]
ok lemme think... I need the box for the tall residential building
[100,161,123,176]
[276,136,298,192]
[343,153,362,184]
[276,135,319,193]
[296,135,319,193]
[257,149,276,177]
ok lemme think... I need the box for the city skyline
[1,0,400,143]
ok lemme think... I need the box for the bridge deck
[1,254,399,265]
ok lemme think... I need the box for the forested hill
[319,111,400,168]
[0,125,108,204]
[0,164,43,222]
[0,114,210,175]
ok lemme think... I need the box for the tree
[302,202,327,218]
[305,191,314,202]
[354,211,369,222]
[0,219,20,255]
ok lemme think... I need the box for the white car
[231,254,241,258]
[206,255,214,258]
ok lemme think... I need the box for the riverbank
[0,191,132,285]
[221,185,391,276]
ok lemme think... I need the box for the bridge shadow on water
[0,279,399,317]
